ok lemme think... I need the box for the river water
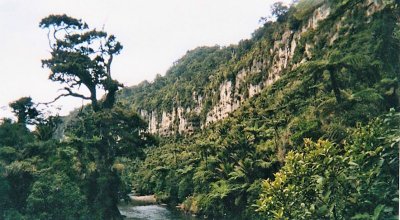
[118,204,199,220]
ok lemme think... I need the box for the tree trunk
[103,171,123,220]
[90,88,99,112]
[102,79,121,109]
[328,67,342,104]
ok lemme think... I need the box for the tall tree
[65,106,154,219]
[9,97,39,125]
[39,15,157,219]
[271,2,289,21]
[40,14,123,111]
[260,1,289,23]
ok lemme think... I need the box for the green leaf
[348,161,359,167]
[372,204,384,220]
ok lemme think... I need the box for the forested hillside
[0,0,398,219]
[119,0,399,137]
[121,0,400,219]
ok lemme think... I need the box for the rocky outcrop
[140,106,196,135]
[137,1,383,136]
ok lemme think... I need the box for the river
[118,204,199,220]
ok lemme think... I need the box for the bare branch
[64,87,91,99]
[47,29,54,50]
[67,80,82,88]
[39,93,69,106]
[53,28,58,42]
[106,53,113,77]
[39,87,91,106]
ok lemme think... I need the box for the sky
[0,0,289,119]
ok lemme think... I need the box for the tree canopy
[40,14,123,111]
[9,97,39,125]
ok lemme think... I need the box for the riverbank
[118,195,198,220]
[129,194,158,206]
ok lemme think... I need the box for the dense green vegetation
[1,0,399,219]
[123,0,400,219]
[0,15,155,219]
[0,106,154,219]
[256,111,399,219]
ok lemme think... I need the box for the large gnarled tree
[40,14,123,111]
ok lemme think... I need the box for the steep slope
[119,0,397,136]
[119,0,331,135]
[121,0,399,219]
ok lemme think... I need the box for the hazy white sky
[0,0,288,119]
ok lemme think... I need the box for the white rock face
[139,3,332,135]
[309,4,331,29]
[206,81,233,125]
[249,84,262,98]
[366,0,385,16]
[177,107,186,133]
[149,111,158,134]
[137,1,384,136]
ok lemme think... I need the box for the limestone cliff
[119,0,386,136]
